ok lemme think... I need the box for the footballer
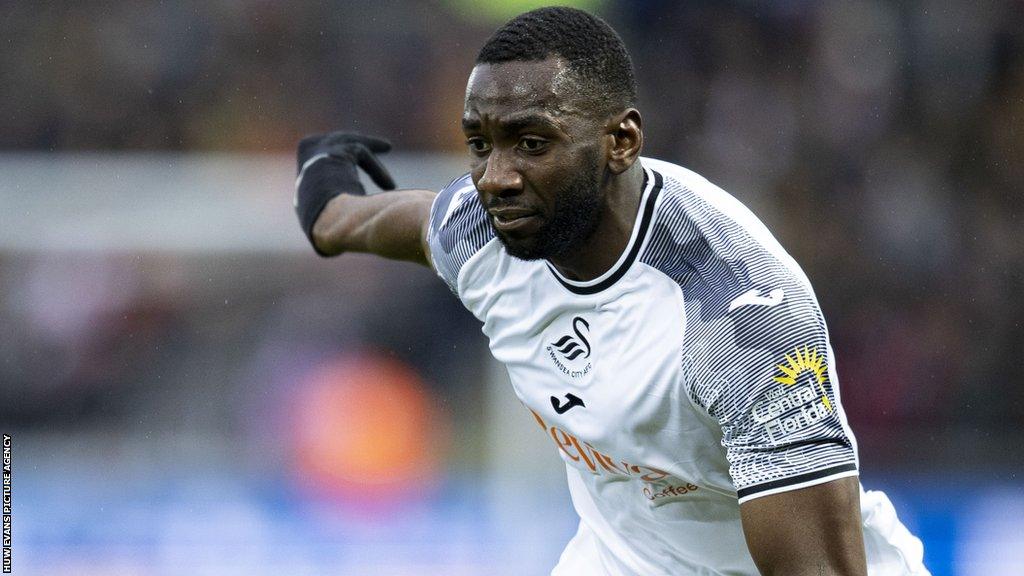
[292,7,929,575]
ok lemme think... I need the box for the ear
[605,108,643,175]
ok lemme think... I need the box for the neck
[548,163,645,281]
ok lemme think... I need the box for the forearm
[312,189,436,264]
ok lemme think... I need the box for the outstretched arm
[294,131,437,266]
[740,476,867,576]
[311,189,435,265]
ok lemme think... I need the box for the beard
[490,154,604,261]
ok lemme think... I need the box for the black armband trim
[736,463,858,502]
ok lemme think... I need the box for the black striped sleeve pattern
[640,170,858,503]
[427,173,494,294]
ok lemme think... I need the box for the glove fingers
[351,144,397,190]
[321,131,392,154]
[354,135,392,154]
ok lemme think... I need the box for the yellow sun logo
[773,345,832,410]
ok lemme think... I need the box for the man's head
[462,7,643,261]
[475,6,637,118]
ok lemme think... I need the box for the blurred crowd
[1,0,1021,471]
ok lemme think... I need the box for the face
[462,57,607,260]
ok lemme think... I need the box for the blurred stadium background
[1,1,1021,574]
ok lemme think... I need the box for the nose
[475,149,523,198]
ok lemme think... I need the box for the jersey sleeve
[426,173,494,294]
[686,278,859,504]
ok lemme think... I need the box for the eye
[518,137,548,153]
[466,137,491,154]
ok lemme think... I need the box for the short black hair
[476,6,637,117]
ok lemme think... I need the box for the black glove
[294,131,397,255]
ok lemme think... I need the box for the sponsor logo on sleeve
[754,346,834,443]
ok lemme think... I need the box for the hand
[294,131,397,254]
[296,131,397,188]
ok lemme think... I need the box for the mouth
[489,208,541,233]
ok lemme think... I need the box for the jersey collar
[545,166,663,295]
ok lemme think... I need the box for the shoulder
[428,173,476,233]
[427,173,495,293]
[638,158,833,415]
[639,160,856,501]
[639,157,815,326]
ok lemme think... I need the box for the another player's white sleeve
[426,173,493,293]
[685,279,859,504]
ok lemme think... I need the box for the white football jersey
[427,158,929,575]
